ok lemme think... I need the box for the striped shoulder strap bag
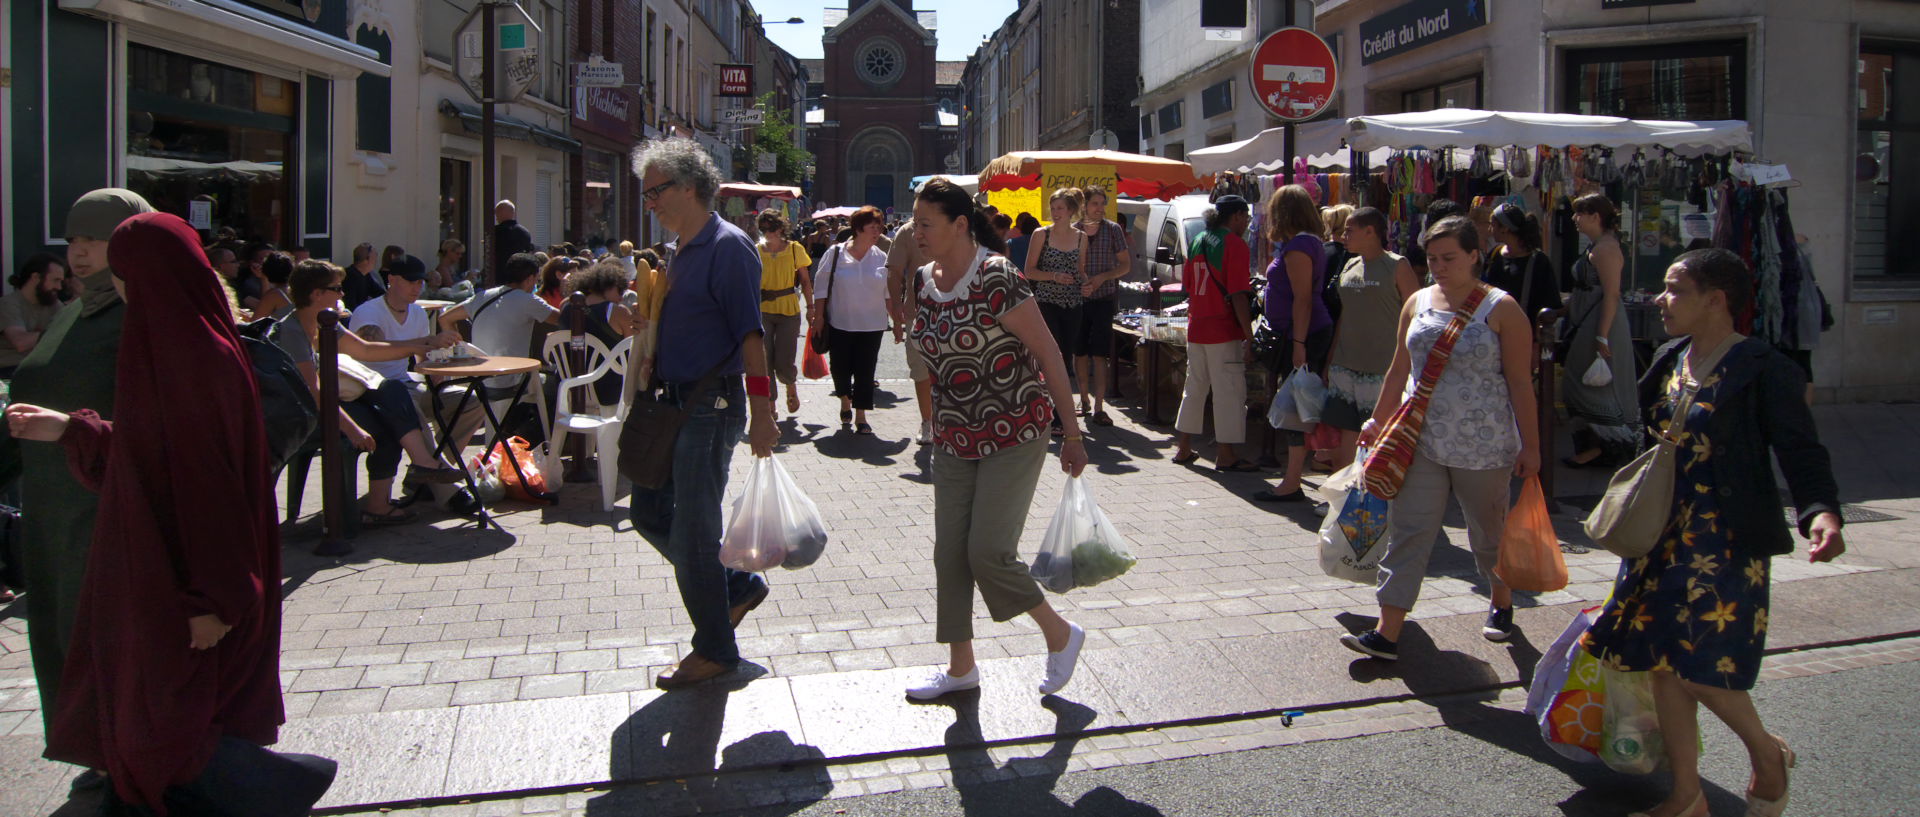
[1361,284,1489,500]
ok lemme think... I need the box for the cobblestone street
[4,363,1919,816]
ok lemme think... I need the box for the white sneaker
[1038,622,1086,695]
[906,668,980,700]
[916,421,933,445]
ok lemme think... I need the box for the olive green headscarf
[62,188,156,317]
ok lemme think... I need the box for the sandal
[787,392,801,413]
[1090,411,1113,427]
[840,409,853,424]
[1217,460,1262,473]
[360,507,417,526]
[1170,451,1199,466]
[855,423,875,435]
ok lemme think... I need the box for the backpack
[1321,241,1351,324]
[237,318,319,474]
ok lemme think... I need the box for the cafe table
[416,354,557,525]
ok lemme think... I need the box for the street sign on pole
[721,108,766,125]
[574,56,624,88]
[1248,27,1338,122]
[453,2,541,105]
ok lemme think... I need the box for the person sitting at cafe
[251,251,297,321]
[342,243,386,311]
[557,262,635,409]
[349,255,486,513]
[275,260,465,527]
[436,253,562,438]
[2,253,69,378]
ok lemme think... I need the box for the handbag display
[1361,285,1489,500]
[1582,333,1742,558]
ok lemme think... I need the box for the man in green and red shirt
[1171,195,1258,471]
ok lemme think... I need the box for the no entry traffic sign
[1249,27,1338,122]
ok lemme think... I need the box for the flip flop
[1170,452,1199,466]
[787,392,801,413]
[855,423,875,435]
[1090,411,1114,427]
[1216,461,1263,473]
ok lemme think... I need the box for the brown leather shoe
[656,653,732,690]
[729,583,771,628]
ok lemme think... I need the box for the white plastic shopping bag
[1582,356,1614,387]
[1030,476,1137,593]
[720,455,831,572]
[1288,366,1327,425]
[1526,606,1606,765]
[1317,459,1388,584]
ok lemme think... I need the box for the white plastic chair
[546,334,627,508]
[593,337,635,511]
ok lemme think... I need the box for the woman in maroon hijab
[7,213,326,814]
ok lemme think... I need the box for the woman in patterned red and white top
[897,179,1091,702]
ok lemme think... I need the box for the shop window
[1157,100,1183,135]
[1400,75,1480,113]
[1164,141,1185,161]
[355,26,392,153]
[1140,114,1153,140]
[1202,79,1235,119]
[1856,42,1920,280]
[1562,41,1746,120]
[440,157,473,260]
[125,43,299,247]
[1207,129,1235,148]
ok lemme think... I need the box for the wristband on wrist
[746,376,773,398]
[1062,434,1084,442]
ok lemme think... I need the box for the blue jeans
[628,376,764,665]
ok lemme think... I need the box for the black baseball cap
[387,254,428,282]
[1214,195,1251,217]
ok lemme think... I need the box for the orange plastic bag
[485,436,551,503]
[1496,477,1568,592]
[802,326,830,380]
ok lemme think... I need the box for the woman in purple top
[1254,185,1337,504]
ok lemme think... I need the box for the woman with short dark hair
[252,251,297,320]
[1581,248,1843,817]
[1483,203,1562,320]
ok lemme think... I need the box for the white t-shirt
[458,285,559,386]
[348,297,430,381]
[823,244,891,332]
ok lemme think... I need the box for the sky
[749,0,1019,62]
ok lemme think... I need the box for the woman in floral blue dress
[1583,249,1845,817]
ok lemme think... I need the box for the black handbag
[808,244,840,354]
[237,318,319,473]
[0,501,24,593]
[616,354,734,491]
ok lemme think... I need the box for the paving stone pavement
[2,360,1918,816]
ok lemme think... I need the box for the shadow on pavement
[585,664,833,816]
[925,691,1163,816]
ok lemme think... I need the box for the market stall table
[416,354,556,524]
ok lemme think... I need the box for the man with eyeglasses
[629,138,778,690]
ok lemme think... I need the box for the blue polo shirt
[656,212,764,384]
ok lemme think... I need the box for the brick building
[804,0,961,211]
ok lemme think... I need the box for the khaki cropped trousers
[931,436,1048,643]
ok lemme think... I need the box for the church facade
[805,0,961,211]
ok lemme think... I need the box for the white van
[1114,194,1228,311]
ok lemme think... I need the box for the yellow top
[758,240,813,316]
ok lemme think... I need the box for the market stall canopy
[910,174,979,195]
[977,150,1209,200]
[1343,108,1752,157]
[1188,119,1347,175]
[719,182,801,200]
[811,206,860,218]
[126,156,284,179]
